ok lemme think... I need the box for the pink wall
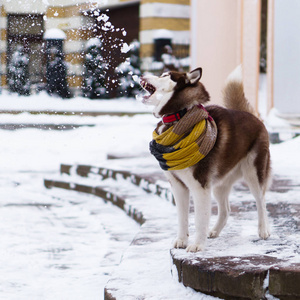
[242,0,261,113]
[191,0,261,112]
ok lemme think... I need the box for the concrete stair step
[59,163,174,204]
[44,175,146,225]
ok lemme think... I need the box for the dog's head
[139,68,210,117]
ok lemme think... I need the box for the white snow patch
[120,42,131,53]
[44,28,66,40]
[0,90,151,114]
[153,29,174,39]
[85,37,102,50]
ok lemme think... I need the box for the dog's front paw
[186,243,205,252]
[259,227,271,240]
[173,238,188,249]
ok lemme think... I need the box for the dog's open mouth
[140,79,156,101]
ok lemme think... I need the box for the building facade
[191,0,300,120]
[191,0,262,111]
[0,0,190,95]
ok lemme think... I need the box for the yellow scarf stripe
[164,151,205,171]
[173,120,206,149]
[163,142,201,161]
[152,119,206,148]
[152,127,182,146]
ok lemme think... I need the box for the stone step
[172,252,300,300]
[59,163,175,204]
[44,176,146,225]
[60,163,300,198]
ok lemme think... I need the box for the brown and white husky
[140,66,271,252]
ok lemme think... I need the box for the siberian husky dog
[139,66,271,252]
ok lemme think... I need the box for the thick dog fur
[140,66,271,252]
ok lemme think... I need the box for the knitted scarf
[150,105,217,171]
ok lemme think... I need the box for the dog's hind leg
[242,152,271,239]
[165,172,190,249]
[209,167,242,238]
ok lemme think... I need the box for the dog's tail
[223,65,255,115]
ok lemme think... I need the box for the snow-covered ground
[0,92,155,299]
[0,91,299,299]
[0,176,139,299]
[0,90,151,115]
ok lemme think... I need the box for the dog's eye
[160,72,170,78]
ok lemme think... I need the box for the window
[7,14,45,85]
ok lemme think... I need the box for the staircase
[44,163,300,300]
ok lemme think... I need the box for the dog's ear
[186,68,202,84]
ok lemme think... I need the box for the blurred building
[0,0,190,95]
[191,0,262,111]
[191,0,300,121]
[1,0,299,123]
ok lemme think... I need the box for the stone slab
[269,264,300,299]
[171,252,282,300]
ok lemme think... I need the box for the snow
[153,29,174,39]
[0,93,154,300]
[120,42,131,53]
[43,28,66,40]
[0,91,299,299]
[0,180,139,299]
[85,37,102,50]
[0,90,151,114]
[269,133,300,178]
